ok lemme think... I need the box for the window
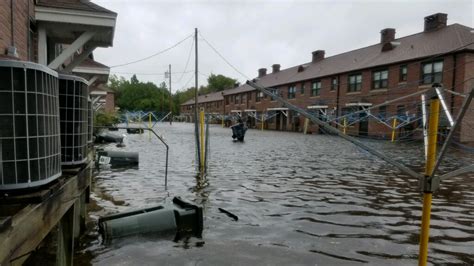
[234,94,240,104]
[271,88,279,101]
[399,65,407,82]
[288,85,296,99]
[331,77,338,91]
[311,80,321,96]
[422,61,443,84]
[378,106,387,120]
[397,105,406,117]
[372,69,388,89]
[348,74,362,92]
[256,91,263,102]
[225,96,229,105]
[300,83,305,94]
[248,92,252,101]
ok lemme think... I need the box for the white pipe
[421,94,428,160]
[435,87,454,126]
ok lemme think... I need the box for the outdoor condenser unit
[0,60,62,190]
[87,97,93,144]
[58,74,89,166]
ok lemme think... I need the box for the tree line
[107,73,238,115]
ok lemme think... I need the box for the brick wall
[218,53,473,141]
[0,0,34,61]
[460,53,474,143]
[104,92,115,113]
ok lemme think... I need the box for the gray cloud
[93,0,473,92]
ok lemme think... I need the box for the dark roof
[90,83,114,93]
[37,0,117,16]
[224,23,474,95]
[77,58,110,69]
[182,91,224,105]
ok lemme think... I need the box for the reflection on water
[76,123,474,265]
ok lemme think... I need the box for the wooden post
[261,113,264,131]
[56,206,75,266]
[343,117,347,135]
[222,114,224,128]
[391,118,397,142]
[303,118,309,134]
[418,97,440,266]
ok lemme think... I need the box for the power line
[198,32,250,80]
[110,33,193,68]
[175,36,195,83]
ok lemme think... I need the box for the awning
[307,105,329,109]
[267,107,289,111]
[345,102,373,107]
[35,0,117,70]
[244,109,256,112]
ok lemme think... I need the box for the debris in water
[218,208,239,221]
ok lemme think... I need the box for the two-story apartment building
[180,91,225,122]
[193,13,474,142]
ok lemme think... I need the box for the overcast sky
[93,0,473,93]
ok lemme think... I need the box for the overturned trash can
[99,197,203,242]
[96,150,139,167]
[95,131,124,144]
[126,128,144,134]
[230,122,247,141]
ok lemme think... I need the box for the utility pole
[168,64,172,124]
[194,28,201,172]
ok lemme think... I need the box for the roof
[181,91,224,106]
[224,23,474,95]
[36,0,117,16]
[90,83,114,93]
[77,58,110,69]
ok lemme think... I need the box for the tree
[206,74,237,93]
[130,74,139,84]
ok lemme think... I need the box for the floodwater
[76,123,474,265]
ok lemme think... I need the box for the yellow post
[418,98,440,266]
[148,113,152,140]
[199,108,205,174]
[303,118,309,134]
[343,117,347,135]
[261,113,264,131]
[391,118,397,142]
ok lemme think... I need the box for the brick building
[180,91,224,122]
[184,13,474,142]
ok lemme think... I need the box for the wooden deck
[0,164,92,265]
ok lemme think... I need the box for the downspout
[11,0,14,46]
[450,54,457,115]
[27,0,30,60]
[335,75,341,129]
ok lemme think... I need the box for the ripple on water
[76,123,474,265]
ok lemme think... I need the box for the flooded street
[77,123,474,265]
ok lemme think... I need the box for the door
[358,108,368,136]
[275,113,281,130]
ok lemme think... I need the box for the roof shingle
[37,0,117,16]
[182,91,224,105]
[223,23,474,95]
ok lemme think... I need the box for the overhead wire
[110,33,193,68]
[175,36,195,83]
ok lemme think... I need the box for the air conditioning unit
[87,97,93,144]
[0,60,61,190]
[58,74,89,166]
